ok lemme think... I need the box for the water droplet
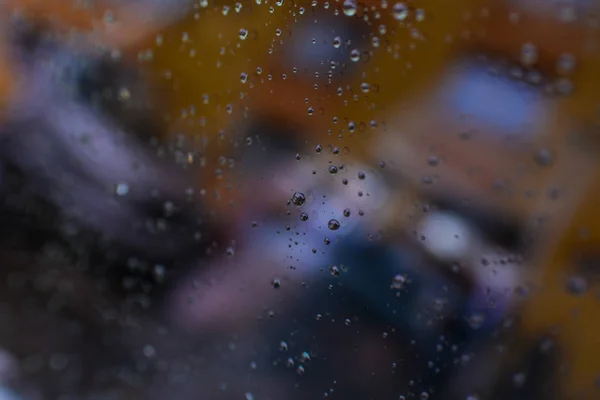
[279,341,288,351]
[328,165,339,174]
[118,87,130,101]
[342,0,357,17]
[153,264,166,283]
[466,313,486,330]
[143,345,156,358]
[391,274,407,289]
[344,318,351,325]
[521,42,538,66]
[240,72,248,83]
[316,144,323,153]
[392,3,409,21]
[513,372,526,387]
[350,49,360,62]
[343,209,351,217]
[115,183,129,196]
[300,212,309,221]
[415,8,425,21]
[300,351,311,362]
[534,148,554,167]
[296,365,305,375]
[357,171,366,180]
[286,357,295,368]
[332,36,342,49]
[239,28,248,40]
[330,265,340,276]
[272,278,281,288]
[291,192,306,207]
[225,247,235,256]
[565,275,587,296]
[328,219,340,230]
[428,156,439,167]
[556,53,576,75]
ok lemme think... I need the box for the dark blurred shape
[0,24,223,307]
[433,196,524,251]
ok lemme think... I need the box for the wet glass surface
[0,1,598,399]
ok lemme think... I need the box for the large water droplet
[291,192,307,206]
[300,351,311,362]
[332,36,342,49]
[392,3,409,21]
[342,0,357,17]
[115,183,129,196]
[328,219,340,230]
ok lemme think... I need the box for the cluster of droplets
[278,340,311,375]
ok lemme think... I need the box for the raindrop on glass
[328,219,341,230]
[342,0,357,17]
[115,183,129,196]
[392,3,409,21]
[291,192,307,206]
[565,275,588,296]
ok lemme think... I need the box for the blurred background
[0,0,598,399]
